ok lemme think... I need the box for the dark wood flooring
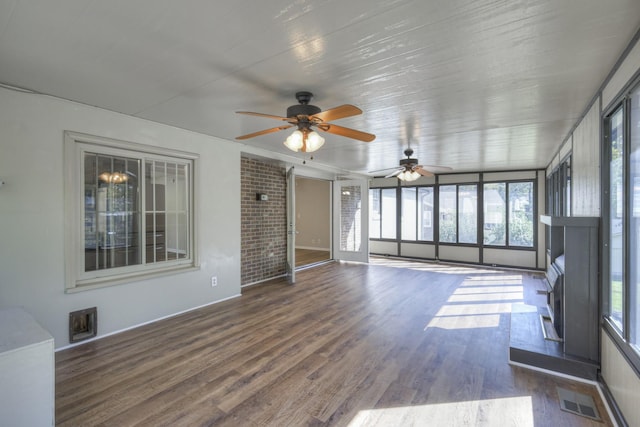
[55,258,612,426]
[295,248,331,267]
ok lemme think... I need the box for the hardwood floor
[55,259,612,426]
[295,248,331,267]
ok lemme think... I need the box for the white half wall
[0,87,242,348]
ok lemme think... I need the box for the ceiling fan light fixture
[284,130,304,152]
[305,130,325,152]
[397,169,420,182]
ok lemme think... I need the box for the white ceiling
[1,0,639,175]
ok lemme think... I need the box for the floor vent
[557,387,601,421]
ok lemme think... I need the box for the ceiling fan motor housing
[287,104,321,118]
[400,157,418,167]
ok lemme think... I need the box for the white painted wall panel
[537,171,547,269]
[370,240,398,256]
[438,246,479,263]
[572,99,601,216]
[603,38,640,109]
[369,177,398,188]
[559,136,572,161]
[400,242,436,259]
[601,332,640,427]
[483,249,536,269]
[438,173,480,184]
[483,170,537,181]
[0,87,242,348]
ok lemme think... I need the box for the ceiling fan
[235,91,375,153]
[370,147,452,181]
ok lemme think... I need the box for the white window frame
[64,131,199,292]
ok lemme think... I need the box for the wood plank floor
[295,248,331,267]
[55,259,613,426]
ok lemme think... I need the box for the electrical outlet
[211,276,217,287]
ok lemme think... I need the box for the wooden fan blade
[236,125,293,140]
[317,123,376,142]
[236,111,291,122]
[414,166,434,177]
[311,105,362,122]
[418,165,453,173]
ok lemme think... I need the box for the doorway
[294,176,331,268]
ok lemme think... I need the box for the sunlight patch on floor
[460,275,523,286]
[425,314,501,330]
[447,292,523,303]
[454,285,523,294]
[370,258,502,275]
[436,303,514,316]
[348,396,534,427]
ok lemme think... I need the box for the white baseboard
[55,293,242,351]
[296,246,330,251]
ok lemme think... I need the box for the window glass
[439,185,457,243]
[508,182,534,247]
[610,107,625,330]
[369,189,381,239]
[458,185,477,244]
[418,187,434,241]
[381,188,397,239]
[84,153,141,271]
[401,187,417,240]
[483,183,506,245]
[630,87,640,349]
[67,132,196,290]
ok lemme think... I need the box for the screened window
[483,181,534,247]
[439,184,477,244]
[439,185,457,243]
[401,186,434,241]
[508,182,534,247]
[609,106,625,330]
[369,188,397,239]
[459,185,477,244]
[65,132,197,291]
[603,82,640,370]
[483,183,506,245]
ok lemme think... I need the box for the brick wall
[240,157,287,285]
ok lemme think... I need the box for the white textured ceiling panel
[1,0,639,174]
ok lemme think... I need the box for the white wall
[295,177,330,250]
[0,87,242,349]
[572,99,601,216]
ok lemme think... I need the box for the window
[439,184,477,244]
[484,183,506,245]
[546,157,571,216]
[483,181,534,247]
[65,132,198,291]
[604,82,640,370]
[369,188,397,239]
[401,187,434,241]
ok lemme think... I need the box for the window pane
[84,153,141,272]
[508,182,534,247]
[439,185,456,243]
[369,189,381,239]
[484,183,506,245]
[381,188,397,239]
[418,187,434,241]
[458,185,477,244]
[401,187,417,240]
[610,107,625,329]
[339,185,362,251]
[630,87,640,348]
